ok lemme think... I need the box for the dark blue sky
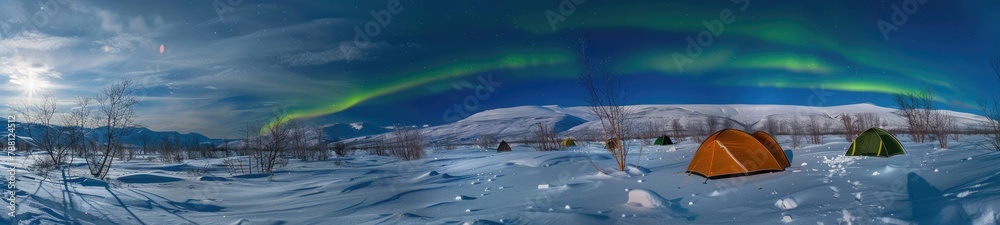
[1,0,998,138]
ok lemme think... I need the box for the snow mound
[197,176,227,181]
[774,198,798,210]
[781,215,793,223]
[625,164,651,175]
[64,177,109,187]
[117,173,184,184]
[455,195,477,200]
[462,219,503,225]
[626,189,666,208]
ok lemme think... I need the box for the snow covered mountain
[320,122,391,140]
[1,117,214,147]
[342,103,990,145]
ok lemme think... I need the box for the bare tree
[332,141,349,165]
[385,127,424,160]
[87,78,140,179]
[705,116,719,133]
[980,56,1000,151]
[13,95,93,172]
[839,113,856,141]
[256,109,299,176]
[670,118,684,142]
[806,115,825,144]
[477,133,499,149]
[158,136,183,163]
[576,40,636,172]
[895,88,934,143]
[685,119,707,143]
[788,118,805,149]
[530,122,561,151]
[637,121,663,145]
[763,117,781,136]
[854,112,883,131]
[928,111,956,149]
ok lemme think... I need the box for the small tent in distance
[654,135,674,145]
[687,129,786,179]
[562,138,576,147]
[605,138,620,150]
[497,141,512,152]
[845,128,906,157]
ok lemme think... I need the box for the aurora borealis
[1,0,998,138]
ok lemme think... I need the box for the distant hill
[340,103,991,146]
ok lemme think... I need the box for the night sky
[1,0,998,138]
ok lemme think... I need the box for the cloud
[92,33,155,54]
[0,30,78,53]
[277,41,385,66]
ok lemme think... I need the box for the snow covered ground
[4,134,999,224]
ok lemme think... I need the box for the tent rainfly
[845,128,906,157]
[750,131,790,168]
[497,141,512,152]
[686,129,788,179]
[562,138,576,147]
[654,135,675,145]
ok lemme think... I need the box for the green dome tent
[654,135,674,145]
[845,128,906,157]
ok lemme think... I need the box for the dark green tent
[654,135,674,145]
[497,141,512,152]
[846,128,905,157]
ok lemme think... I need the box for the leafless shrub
[442,137,457,150]
[895,88,935,143]
[87,78,140,179]
[763,117,781,136]
[806,115,830,144]
[530,122,561,151]
[685,119,707,143]
[576,40,637,172]
[928,111,956,149]
[980,56,1000,152]
[706,116,719,133]
[854,112,883,131]
[839,113,857,141]
[12,95,93,172]
[385,127,424,160]
[788,118,805,149]
[158,136,184,164]
[477,133,499,149]
[30,157,58,177]
[981,98,1000,152]
[670,118,685,142]
[332,141,349,165]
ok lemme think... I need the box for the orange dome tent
[686,129,787,178]
[751,131,790,169]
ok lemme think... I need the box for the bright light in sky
[10,75,50,97]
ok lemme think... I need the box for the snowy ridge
[343,103,989,145]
